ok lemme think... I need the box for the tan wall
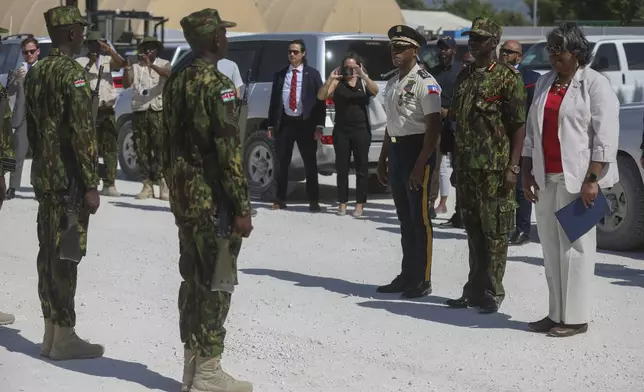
[1,0,402,37]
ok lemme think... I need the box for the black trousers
[333,126,371,204]
[515,159,532,234]
[388,133,437,284]
[275,115,319,202]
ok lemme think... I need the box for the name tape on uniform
[73,79,87,88]
[221,89,235,103]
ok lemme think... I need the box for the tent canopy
[1,0,403,37]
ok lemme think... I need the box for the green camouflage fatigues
[96,109,118,185]
[25,35,99,327]
[451,19,526,305]
[0,84,14,178]
[162,19,250,357]
[132,110,164,181]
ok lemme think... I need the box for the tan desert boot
[182,348,197,392]
[0,311,15,325]
[135,181,154,200]
[159,178,170,201]
[100,185,121,197]
[41,319,55,357]
[49,326,105,360]
[190,355,252,392]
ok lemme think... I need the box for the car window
[0,44,10,73]
[159,47,176,61]
[592,43,620,71]
[419,43,469,69]
[0,43,21,74]
[519,42,550,70]
[622,42,644,70]
[256,41,291,83]
[38,42,52,58]
[227,41,261,83]
[325,39,393,81]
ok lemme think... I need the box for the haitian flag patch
[427,84,440,95]
[221,88,235,103]
[73,79,87,88]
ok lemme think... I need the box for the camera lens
[142,89,148,96]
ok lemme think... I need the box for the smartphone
[340,66,354,76]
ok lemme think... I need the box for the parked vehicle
[520,36,644,104]
[597,103,644,251]
[115,32,393,200]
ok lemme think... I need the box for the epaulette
[499,61,521,74]
[417,68,431,79]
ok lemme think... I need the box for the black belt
[390,133,424,143]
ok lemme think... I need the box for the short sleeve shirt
[383,64,442,137]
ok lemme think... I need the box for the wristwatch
[507,164,520,175]
[585,172,598,183]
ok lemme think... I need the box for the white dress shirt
[282,63,304,116]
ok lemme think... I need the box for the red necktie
[289,69,298,111]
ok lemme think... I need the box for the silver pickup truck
[115,32,393,200]
[597,103,644,251]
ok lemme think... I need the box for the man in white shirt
[76,31,127,197]
[123,36,171,200]
[5,37,40,200]
[217,58,243,97]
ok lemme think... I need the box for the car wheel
[117,120,140,181]
[368,173,389,194]
[597,155,644,251]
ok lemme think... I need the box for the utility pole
[86,0,98,29]
[533,0,538,27]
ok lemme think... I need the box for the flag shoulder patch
[427,84,441,95]
[73,79,87,88]
[220,88,235,103]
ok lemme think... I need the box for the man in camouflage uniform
[0,25,17,326]
[447,17,526,313]
[163,8,254,392]
[76,30,127,197]
[24,6,104,360]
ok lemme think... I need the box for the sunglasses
[545,44,565,55]
[23,49,37,55]
[499,48,520,56]
[288,49,301,55]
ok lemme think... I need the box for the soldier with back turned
[24,6,103,360]
[0,25,17,326]
[447,18,526,313]
[163,8,254,392]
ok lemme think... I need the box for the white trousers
[438,153,452,198]
[535,173,596,325]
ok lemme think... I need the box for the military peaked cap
[180,9,237,44]
[462,17,502,38]
[387,25,426,48]
[44,6,90,28]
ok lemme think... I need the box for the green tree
[495,10,529,26]
[395,0,428,10]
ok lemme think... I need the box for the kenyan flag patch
[73,79,87,88]
[220,88,235,103]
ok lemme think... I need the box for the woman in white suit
[521,23,619,338]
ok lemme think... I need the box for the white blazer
[522,66,620,193]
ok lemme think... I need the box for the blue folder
[554,190,610,244]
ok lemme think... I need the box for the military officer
[163,8,254,392]
[447,17,526,313]
[76,30,126,197]
[0,25,17,327]
[376,25,443,299]
[24,6,104,359]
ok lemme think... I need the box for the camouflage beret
[44,6,90,28]
[0,27,8,34]
[462,17,502,38]
[85,30,103,41]
[180,9,236,43]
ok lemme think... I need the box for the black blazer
[267,64,326,132]
[520,67,540,109]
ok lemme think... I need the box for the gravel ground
[1,161,643,392]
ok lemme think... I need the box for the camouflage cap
[0,27,8,34]
[85,30,103,41]
[44,6,90,28]
[180,9,237,43]
[462,17,502,38]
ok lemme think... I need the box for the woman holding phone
[318,53,379,217]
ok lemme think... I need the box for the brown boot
[41,319,55,357]
[182,348,197,392]
[159,178,170,201]
[135,181,154,200]
[49,326,105,360]
[0,311,15,325]
[190,355,252,392]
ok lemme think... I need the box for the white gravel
[1,160,644,392]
